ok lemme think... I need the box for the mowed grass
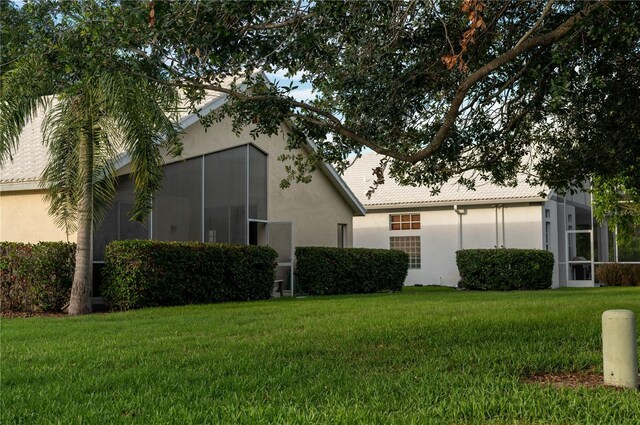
[2,287,639,424]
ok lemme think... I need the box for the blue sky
[266,70,316,102]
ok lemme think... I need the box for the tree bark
[68,129,93,315]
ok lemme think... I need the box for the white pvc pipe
[602,309,638,389]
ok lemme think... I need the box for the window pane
[248,145,268,220]
[204,147,247,244]
[390,236,421,269]
[119,202,148,240]
[93,176,149,261]
[153,158,203,242]
[93,199,118,261]
[390,213,420,231]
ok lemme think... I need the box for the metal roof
[342,153,548,209]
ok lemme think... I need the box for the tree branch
[406,0,607,164]
[514,0,556,49]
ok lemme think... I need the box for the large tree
[137,0,640,194]
[0,1,181,314]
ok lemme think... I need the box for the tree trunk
[69,130,93,315]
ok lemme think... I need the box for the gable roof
[0,91,365,215]
[342,153,548,209]
[0,92,226,189]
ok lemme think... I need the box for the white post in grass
[602,310,638,389]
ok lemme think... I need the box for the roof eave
[0,180,42,192]
[363,196,547,210]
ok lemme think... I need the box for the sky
[265,70,316,103]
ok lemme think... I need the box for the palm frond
[41,95,81,233]
[0,52,56,164]
[95,72,181,223]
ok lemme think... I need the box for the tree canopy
[0,0,182,313]
[5,0,638,194]
[118,0,637,197]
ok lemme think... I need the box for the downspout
[494,205,499,249]
[453,205,464,250]
[614,224,619,263]
[501,205,506,248]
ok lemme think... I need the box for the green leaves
[592,175,640,248]
[456,249,555,291]
[0,241,76,313]
[295,247,408,295]
[102,240,278,310]
[1,1,183,233]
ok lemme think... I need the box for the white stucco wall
[353,203,546,287]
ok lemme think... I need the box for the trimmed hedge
[0,241,76,312]
[595,263,640,286]
[456,249,554,291]
[295,247,408,295]
[102,240,277,310]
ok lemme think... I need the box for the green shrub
[295,247,408,295]
[102,240,277,310]
[456,249,554,291]
[0,241,76,312]
[595,263,640,286]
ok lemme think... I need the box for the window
[390,236,421,269]
[93,144,269,252]
[545,221,551,251]
[390,214,420,230]
[153,158,203,242]
[337,223,347,248]
[545,208,551,219]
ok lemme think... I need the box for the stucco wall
[353,203,545,287]
[2,116,355,250]
[121,116,355,249]
[0,190,76,243]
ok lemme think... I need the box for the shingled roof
[342,153,548,209]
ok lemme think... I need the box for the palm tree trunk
[69,130,93,315]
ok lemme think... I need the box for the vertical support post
[602,310,638,389]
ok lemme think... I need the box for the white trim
[178,95,229,130]
[364,197,546,210]
[303,138,366,216]
[0,181,41,192]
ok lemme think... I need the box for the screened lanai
[93,143,294,295]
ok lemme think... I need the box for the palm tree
[0,4,182,314]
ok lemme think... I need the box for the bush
[456,249,554,291]
[0,241,76,312]
[595,263,640,286]
[295,247,408,295]
[102,240,277,310]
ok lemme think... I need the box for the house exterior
[343,153,608,288]
[0,92,365,295]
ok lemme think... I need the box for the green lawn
[2,287,639,424]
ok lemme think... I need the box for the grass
[2,287,639,424]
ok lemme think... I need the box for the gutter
[363,197,545,210]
